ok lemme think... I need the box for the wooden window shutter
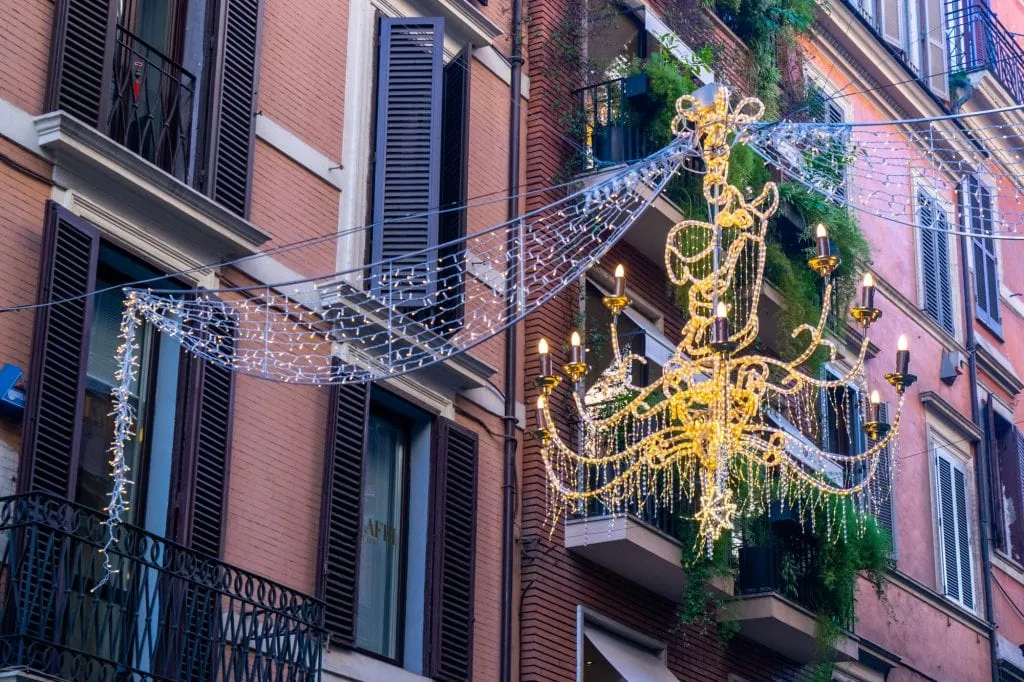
[204,0,264,217]
[967,178,1000,328]
[435,47,471,338]
[919,190,955,336]
[923,0,949,98]
[45,0,118,127]
[936,453,961,602]
[316,381,370,649]
[174,313,237,557]
[370,18,444,309]
[995,427,1024,564]
[875,402,897,557]
[426,418,479,681]
[879,0,903,48]
[936,452,974,609]
[18,201,100,496]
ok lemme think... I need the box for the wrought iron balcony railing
[947,0,1024,106]
[107,25,197,181]
[575,76,658,170]
[0,492,324,682]
[736,516,854,630]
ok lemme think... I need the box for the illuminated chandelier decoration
[534,84,915,550]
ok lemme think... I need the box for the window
[356,407,411,660]
[47,0,260,210]
[369,16,470,334]
[821,366,866,486]
[917,187,956,336]
[964,176,1001,333]
[934,444,975,610]
[319,385,478,678]
[806,82,849,204]
[578,610,678,682]
[586,1,647,81]
[987,400,1024,564]
[76,245,184,534]
[876,0,949,98]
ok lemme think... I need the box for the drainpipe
[956,225,1000,680]
[500,1,524,681]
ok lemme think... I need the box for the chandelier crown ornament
[535,83,912,550]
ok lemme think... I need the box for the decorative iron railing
[107,25,196,181]
[575,76,658,169]
[736,514,854,630]
[0,492,324,682]
[946,0,1024,106]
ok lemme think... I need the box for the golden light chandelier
[534,84,914,550]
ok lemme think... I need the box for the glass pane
[77,281,153,524]
[356,411,408,659]
[586,1,642,81]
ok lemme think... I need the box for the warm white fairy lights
[535,84,914,552]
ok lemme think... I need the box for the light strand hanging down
[533,84,914,552]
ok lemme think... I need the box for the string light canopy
[534,84,914,552]
[95,141,695,587]
[746,106,1024,236]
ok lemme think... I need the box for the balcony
[565,500,733,601]
[575,76,659,170]
[947,0,1024,106]
[726,517,858,664]
[107,25,196,183]
[0,492,324,682]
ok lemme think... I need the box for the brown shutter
[371,18,445,308]
[172,313,236,557]
[203,0,264,217]
[923,0,949,98]
[316,381,370,649]
[996,427,1024,564]
[19,202,100,496]
[879,0,903,48]
[46,0,118,126]
[426,418,479,681]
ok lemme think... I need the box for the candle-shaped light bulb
[870,389,880,405]
[815,223,831,258]
[712,302,729,345]
[536,395,549,430]
[538,337,552,377]
[896,334,910,375]
[868,389,881,424]
[860,271,876,309]
[570,330,584,365]
[614,264,626,297]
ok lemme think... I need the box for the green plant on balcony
[704,0,816,119]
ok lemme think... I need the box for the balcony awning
[584,626,679,682]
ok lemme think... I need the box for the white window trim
[926,424,979,614]
[587,276,675,368]
[576,605,669,682]
[911,173,961,342]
